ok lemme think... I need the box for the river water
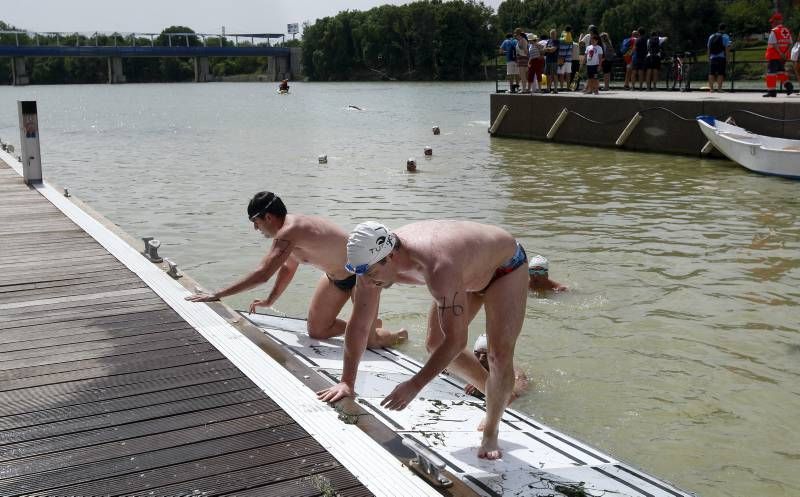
[1,82,798,497]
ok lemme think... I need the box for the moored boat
[697,115,800,179]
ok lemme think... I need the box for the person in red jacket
[764,12,794,97]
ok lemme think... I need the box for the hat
[473,334,488,352]
[528,254,549,275]
[345,221,396,275]
[770,12,783,23]
[527,33,535,41]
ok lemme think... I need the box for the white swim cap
[528,254,549,275]
[345,221,396,275]
[473,334,488,352]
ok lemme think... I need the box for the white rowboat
[697,116,800,179]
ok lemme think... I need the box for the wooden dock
[0,160,434,496]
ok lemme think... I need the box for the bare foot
[478,434,502,460]
[368,328,408,348]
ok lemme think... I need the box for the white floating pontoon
[241,312,697,497]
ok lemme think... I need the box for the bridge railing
[0,31,287,49]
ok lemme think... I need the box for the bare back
[393,220,518,292]
[276,214,350,279]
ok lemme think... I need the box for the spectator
[515,28,530,93]
[793,29,800,84]
[570,39,581,90]
[544,30,560,93]
[763,12,794,97]
[707,23,731,92]
[645,31,665,90]
[600,32,616,90]
[633,27,649,89]
[583,33,603,95]
[558,26,574,90]
[499,33,519,92]
[527,33,544,93]
[621,30,638,89]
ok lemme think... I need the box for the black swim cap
[247,191,287,220]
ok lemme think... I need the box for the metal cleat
[164,258,182,279]
[63,188,70,197]
[142,237,163,263]
[402,437,452,488]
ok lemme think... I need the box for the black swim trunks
[327,273,357,292]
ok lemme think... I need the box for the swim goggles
[345,262,370,275]
[528,266,548,277]
[248,197,276,222]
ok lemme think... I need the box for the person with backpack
[707,24,731,92]
[633,27,649,89]
[621,30,638,89]
[600,32,616,90]
[499,33,519,93]
[645,31,666,90]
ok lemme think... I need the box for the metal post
[17,101,43,184]
[730,49,735,93]
[168,34,172,47]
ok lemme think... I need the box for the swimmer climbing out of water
[185,192,406,348]
[317,220,529,460]
[528,254,567,294]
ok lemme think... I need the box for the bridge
[0,31,301,85]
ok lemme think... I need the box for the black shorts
[646,55,661,70]
[601,59,612,73]
[709,58,726,76]
[767,60,785,74]
[587,65,599,79]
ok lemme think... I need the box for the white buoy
[424,146,432,157]
[432,126,440,135]
[406,158,417,172]
[318,154,328,164]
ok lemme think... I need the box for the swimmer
[528,254,567,294]
[465,334,529,399]
[318,220,529,459]
[186,192,406,348]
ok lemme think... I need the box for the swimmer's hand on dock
[248,298,273,313]
[185,291,220,302]
[317,382,354,403]
[380,380,422,411]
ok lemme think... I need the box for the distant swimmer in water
[278,79,290,92]
[465,334,529,400]
[348,105,363,110]
[185,191,406,348]
[528,254,567,294]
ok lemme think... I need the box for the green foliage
[302,0,496,81]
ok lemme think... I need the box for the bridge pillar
[289,47,303,80]
[107,57,126,84]
[11,57,29,86]
[266,56,291,82]
[194,57,211,82]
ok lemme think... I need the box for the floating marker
[406,158,417,172]
[432,126,440,135]
[424,146,432,156]
[318,154,327,164]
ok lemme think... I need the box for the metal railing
[492,51,795,93]
[0,30,287,48]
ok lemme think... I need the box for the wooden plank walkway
[0,163,374,496]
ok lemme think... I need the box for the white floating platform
[241,312,696,497]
